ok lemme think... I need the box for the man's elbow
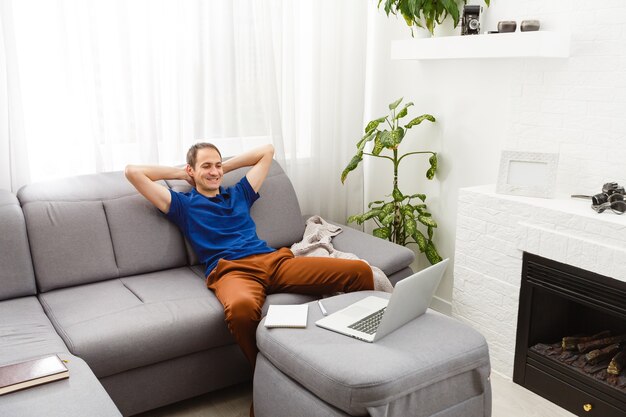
[124,165,134,179]
[124,165,140,181]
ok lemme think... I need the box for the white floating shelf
[391,31,570,60]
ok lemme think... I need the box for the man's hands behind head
[184,170,196,188]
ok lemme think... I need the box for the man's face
[188,148,223,196]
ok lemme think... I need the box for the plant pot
[411,26,431,39]
[433,17,461,37]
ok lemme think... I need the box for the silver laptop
[315,258,449,342]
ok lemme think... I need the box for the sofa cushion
[330,221,415,276]
[22,200,120,291]
[103,194,187,276]
[0,296,69,364]
[249,164,305,249]
[18,171,188,292]
[38,267,233,377]
[0,190,36,301]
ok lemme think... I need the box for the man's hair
[186,142,222,168]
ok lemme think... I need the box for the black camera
[592,182,625,206]
[461,5,482,35]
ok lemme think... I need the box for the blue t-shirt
[166,176,275,277]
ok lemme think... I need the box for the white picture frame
[496,151,559,198]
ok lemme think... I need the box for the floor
[136,371,576,417]
[489,371,576,417]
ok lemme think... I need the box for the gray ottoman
[254,291,491,417]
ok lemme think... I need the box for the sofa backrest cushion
[17,171,188,292]
[0,190,37,300]
[167,160,305,265]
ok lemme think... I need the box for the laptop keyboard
[348,308,386,335]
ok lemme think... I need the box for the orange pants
[207,247,374,366]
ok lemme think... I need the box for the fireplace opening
[513,253,626,417]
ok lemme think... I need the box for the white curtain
[0,0,30,191]
[0,0,367,223]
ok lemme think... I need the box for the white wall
[506,1,626,195]
[363,0,626,312]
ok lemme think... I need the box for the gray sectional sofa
[0,161,415,416]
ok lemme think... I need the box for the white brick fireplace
[452,186,626,378]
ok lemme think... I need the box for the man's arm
[124,165,191,213]
[223,144,275,193]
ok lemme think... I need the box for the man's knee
[225,296,262,326]
[350,260,375,290]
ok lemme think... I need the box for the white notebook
[264,304,308,328]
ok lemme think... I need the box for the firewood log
[608,351,626,375]
[578,335,626,353]
[585,344,621,365]
[562,331,611,350]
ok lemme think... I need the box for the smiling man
[125,143,374,370]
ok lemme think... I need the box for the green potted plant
[341,98,443,264]
[378,0,491,37]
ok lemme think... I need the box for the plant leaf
[415,0,425,18]
[401,204,414,217]
[404,216,417,236]
[391,127,405,146]
[424,0,435,35]
[392,187,403,202]
[398,0,413,24]
[414,204,427,215]
[441,0,460,27]
[347,214,363,225]
[381,202,395,215]
[368,200,385,208]
[402,13,413,27]
[348,208,383,225]
[395,102,414,120]
[426,153,437,180]
[381,212,395,226]
[379,130,395,148]
[363,208,383,222]
[372,132,385,155]
[373,227,390,240]
[364,116,387,134]
[418,214,437,228]
[428,225,434,240]
[436,1,445,22]
[388,97,403,110]
[404,114,436,129]
[356,131,376,151]
[409,193,427,202]
[340,151,363,183]
[425,241,443,264]
[382,0,395,16]
[413,230,428,252]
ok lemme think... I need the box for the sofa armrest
[328,221,415,276]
